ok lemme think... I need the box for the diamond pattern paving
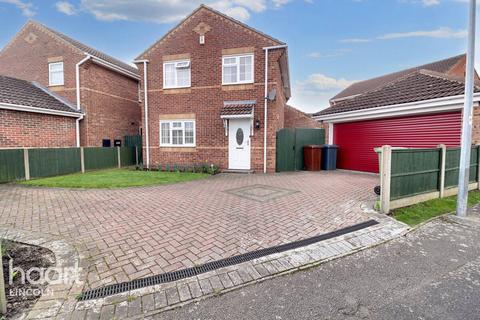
[0,171,378,290]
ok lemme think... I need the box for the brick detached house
[134,5,317,172]
[0,21,141,148]
[0,75,82,147]
[314,54,480,173]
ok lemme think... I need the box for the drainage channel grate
[79,219,379,301]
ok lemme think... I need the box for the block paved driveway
[0,171,378,289]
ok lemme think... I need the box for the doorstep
[222,169,255,174]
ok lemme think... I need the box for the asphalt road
[153,213,480,320]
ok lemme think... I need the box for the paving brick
[99,305,115,320]
[165,287,180,305]
[0,171,377,292]
[188,281,203,298]
[154,291,167,309]
[142,294,155,313]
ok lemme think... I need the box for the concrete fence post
[0,242,7,315]
[23,148,30,181]
[380,145,392,214]
[438,144,446,198]
[477,145,480,190]
[80,147,85,174]
[117,147,121,168]
[135,146,139,166]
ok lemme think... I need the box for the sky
[0,0,475,113]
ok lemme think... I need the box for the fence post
[135,146,139,166]
[438,144,446,198]
[117,147,121,168]
[0,241,7,315]
[477,145,480,190]
[80,147,85,173]
[23,148,30,181]
[380,145,392,214]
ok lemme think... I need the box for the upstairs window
[160,120,195,147]
[163,60,191,89]
[222,54,253,85]
[49,62,64,86]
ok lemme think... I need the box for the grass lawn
[19,168,210,189]
[393,191,480,226]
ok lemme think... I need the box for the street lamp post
[457,0,477,217]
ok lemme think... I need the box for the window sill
[163,87,192,94]
[159,146,196,153]
[222,83,255,91]
[48,85,65,91]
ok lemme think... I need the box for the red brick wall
[284,105,322,129]
[0,22,140,147]
[0,22,83,105]
[0,109,76,148]
[137,7,285,172]
[80,62,141,146]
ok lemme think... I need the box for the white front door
[228,119,251,170]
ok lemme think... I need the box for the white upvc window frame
[159,119,196,147]
[163,59,191,89]
[48,62,64,86]
[222,54,254,85]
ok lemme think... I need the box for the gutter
[315,93,480,123]
[76,54,92,110]
[262,44,288,173]
[133,59,150,168]
[90,56,140,80]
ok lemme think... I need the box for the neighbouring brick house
[0,75,82,147]
[135,5,318,172]
[0,20,141,147]
[314,54,480,173]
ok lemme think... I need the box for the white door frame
[228,118,252,170]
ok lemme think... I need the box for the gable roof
[331,54,466,102]
[315,69,480,117]
[136,4,284,60]
[23,21,139,76]
[0,75,82,115]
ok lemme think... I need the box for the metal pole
[0,242,7,315]
[457,0,477,217]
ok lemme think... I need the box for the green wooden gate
[276,128,325,172]
[125,135,142,164]
[276,128,296,172]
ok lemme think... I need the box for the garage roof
[0,75,82,114]
[315,70,480,116]
[330,54,466,102]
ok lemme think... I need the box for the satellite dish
[267,88,277,101]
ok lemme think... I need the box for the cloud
[76,0,295,23]
[341,27,467,44]
[378,27,467,39]
[421,0,440,6]
[55,1,77,15]
[0,0,36,17]
[340,38,372,43]
[308,49,351,59]
[289,73,356,113]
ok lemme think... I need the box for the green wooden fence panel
[294,128,326,171]
[120,147,136,166]
[0,149,25,183]
[445,146,478,188]
[84,147,117,170]
[276,128,295,172]
[125,135,142,164]
[28,148,81,178]
[390,148,441,200]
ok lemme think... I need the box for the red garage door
[333,112,462,173]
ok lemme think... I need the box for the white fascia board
[220,114,254,119]
[90,56,140,80]
[0,102,84,118]
[315,94,480,123]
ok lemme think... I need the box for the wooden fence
[377,145,480,213]
[276,128,326,172]
[0,146,139,183]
